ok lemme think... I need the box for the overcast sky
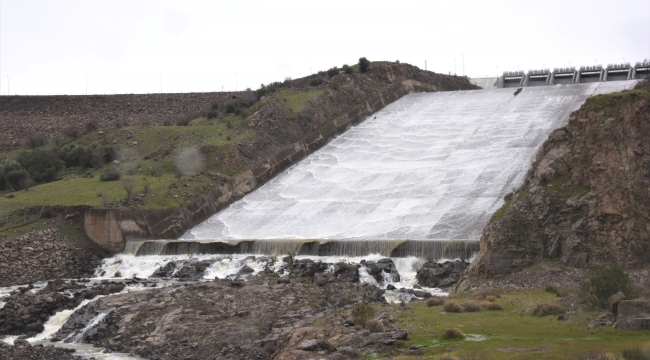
[1,0,649,95]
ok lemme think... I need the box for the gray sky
[1,0,649,95]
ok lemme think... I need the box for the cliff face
[460,80,650,282]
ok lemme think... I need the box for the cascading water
[177,81,637,257]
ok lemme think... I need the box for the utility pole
[425,61,427,71]
[461,52,465,76]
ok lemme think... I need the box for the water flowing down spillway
[183,81,637,245]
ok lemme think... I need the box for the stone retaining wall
[84,79,441,253]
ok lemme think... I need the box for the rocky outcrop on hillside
[0,342,77,360]
[0,92,233,154]
[456,80,650,290]
[0,227,105,286]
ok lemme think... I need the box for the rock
[608,292,626,313]
[386,284,396,290]
[13,338,30,346]
[416,260,468,288]
[614,300,650,330]
[297,339,336,352]
[239,265,255,274]
[277,278,291,284]
[339,347,362,358]
[361,259,400,284]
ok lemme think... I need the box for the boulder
[614,300,650,330]
[608,292,626,313]
[416,260,468,288]
[361,259,400,284]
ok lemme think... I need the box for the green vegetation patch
[582,88,650,113]
[395,289,650,360]
[277,88,325,113]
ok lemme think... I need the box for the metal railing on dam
[472,59,649,89]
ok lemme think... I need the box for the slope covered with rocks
[457,80,650,290]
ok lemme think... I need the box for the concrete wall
[84,79,441,253]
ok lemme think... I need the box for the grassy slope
[395,289,650,359]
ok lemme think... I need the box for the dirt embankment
[0,92,234,154]
[456,80,650,291]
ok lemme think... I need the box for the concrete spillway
[161,81,637,258]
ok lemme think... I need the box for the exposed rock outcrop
[416,260,468,288]
[457,80,650,291]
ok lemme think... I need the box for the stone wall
[84,79,442,252]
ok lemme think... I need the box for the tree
[358,57,370,73]
[122,178,137,203]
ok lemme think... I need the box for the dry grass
[532,303,565,316]
[573,351,616,360]
[485,302,503,311]
[473,288,501,300]
[622,343,650,360]
[443,301,464,313]
[427,296,446,307]
[460,301,482,313]
[441,327,465,340]
[485,295,497,302]
[438,354,460,360]
[365,319,385,333]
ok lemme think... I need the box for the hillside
[456,80,650,291]
[0,63,477,219]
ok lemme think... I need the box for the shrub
[485,295,497,302]
[358,57,370,73]
[17,148,64,183]
[532,303,565,316]
[0,161,29,191]
[63,145,93,168]
[162,119,173,126]
[84,119,98,132]
[441,328,464,340]
[24,133,48,148]
[460,301,482,312]
[394,339,408,349]
[226,120,233,129]
[365,319,384,333]
[573,351,616,360]
[176,113,197,126]
[438,355,460,360]
[427,296,445,307]
[327,67,340,77]
[342,64,353,74]
[473,288,501,300]
[622,344,650,360]
[580,267,639,310]
[545,284,559,294]
[443,301,464,313]
[459,351,488,360]
[206,110,218,119]
[63,125,80,139]
[485,302,503,311]
[310,78,323,87]
[351,301,376,327]
[100,168,121,182]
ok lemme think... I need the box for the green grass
[277,88,325,113]
[582,88,650,112]
[395,289,650,360]
[490,199,512,222]
[0,174,215,216]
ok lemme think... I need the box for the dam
[117,80,639,259]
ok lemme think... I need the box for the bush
[206,110,218,119]
[351,301,376,327]
[342,64,353,74]
[580,267,639,310]
[460,301,482,312]
[443,301,464,313]
[545,284,559,294]
[365,319,384,333]
[438,354,460,360]
[485,302,503,311]
[310,78,323,87]
[63,125,80,139]
[24,133,48,148]
[176,113,197,126]
[573,351,616,360]
[358,57,370,73]
[100,168,121,182]
[0,161,29,191]
[532,303,565,317]
[473,288,501,300]
[441,328,464,340]
[17,148,64,183]
[63,145,94,168]
[394,339,408,349]
[427,296,445,307]
[327,67,340,77]
[622,344,650,360]
[485,295,497,302]
[84,119,98,132]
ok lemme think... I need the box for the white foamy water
[184,81,637,241]
[0,282,47,309]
